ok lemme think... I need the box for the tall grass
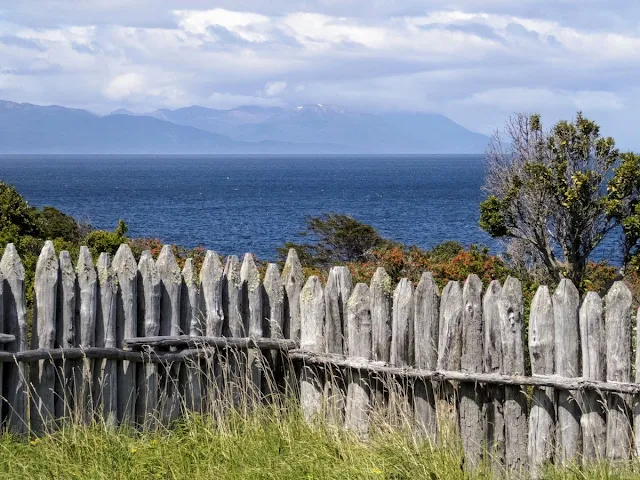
[2,349,640,479]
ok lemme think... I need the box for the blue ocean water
[0,154,603,262]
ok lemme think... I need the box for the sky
[0,1,638,149]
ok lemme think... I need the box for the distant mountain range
[0,100,489,154]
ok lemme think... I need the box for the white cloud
[263,80,287,96]
[174,8,271,42]
[1,2,640,147]
[461,87,623,112]
[103,72,146,100]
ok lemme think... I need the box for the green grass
[1,405,640,480]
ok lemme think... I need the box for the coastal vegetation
[479,112,640,289]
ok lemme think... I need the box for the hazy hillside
[140,104,490,154]
[0,100,489,154]
[0,101,352,154]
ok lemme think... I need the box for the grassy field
[1,404,640,480]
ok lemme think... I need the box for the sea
[0,154,620,262]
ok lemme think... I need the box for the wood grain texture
[579,292,605,461]
[528,286,556,478]
[299,276,325,421]
[31,241,58,434]
[499,277,528,473]
[553,279,582,465]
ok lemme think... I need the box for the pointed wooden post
[437,281,463,371]
[1,244,28,433]
[223,255,243,405]
[528,286,556,478]
[460,274,484,470]
[181,258,202,412]
[500,276,528,473]
[324,266,352,425]
[414,272,439,442]
[241,253,263,399]
[370,267,393,408]
[156,245,182,423]
[76,247,97,423]
[300,276,325,421]
[136,251,161,429]
[391,278,414,423]
[483,280,505,470]
[94,253,118,427]
[605,282,632,460]
[345,283,372,437]
[31,241,59,434]
[325,266,352,354]
[223,256,242,335]
[553,279,582,465]
[579,292,605,461]
[282,249,303,342]
[200,251,224,337]
[324,267,352,425]
[55,250,75,420]
[263,263,284,394]
[113,244,137,425]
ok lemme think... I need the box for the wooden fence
[1,241,640,477]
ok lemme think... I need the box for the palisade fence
[1,241,640,477]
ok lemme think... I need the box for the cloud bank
[0,1,638,148]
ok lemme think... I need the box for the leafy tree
[0,181,41,242]
[39,206,83,243]
[605,152,640,269]
[278,214,386,267]
[85,219,129,257]
[479,112,629,287]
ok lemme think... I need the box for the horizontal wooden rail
[0,347,217,364]
[124,336,298,351]
[289,350,640,395]
[0,334,16,344]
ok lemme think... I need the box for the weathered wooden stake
[553,278,582,465]
[94,253,118,427]
[460,274,484,469]
[136,251,161,429]
[113,244,137,425]
[414,272,439,442]
[324,267,352,425]
[300,276,324,421]
[528,286,556,477]
[200,251,224,337]
[391,278,414,423]
[223,255,243,336]
[605,282,632,460]
[579,292,605,461]
[483,280,505,470]
[500,276,528,473]
[181,258,202,412]
[156,245,182,424]
[223,255,243,405]
[241,253,263,399]
[55,250,75,420]
[282,249,304,342]
[31,241,59,434]
[437,281,463,372]
[345,283,372,437]
[263,263,284,393]
[370,267,393,408]
[1,244,28,433]
[76,247,97,423]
